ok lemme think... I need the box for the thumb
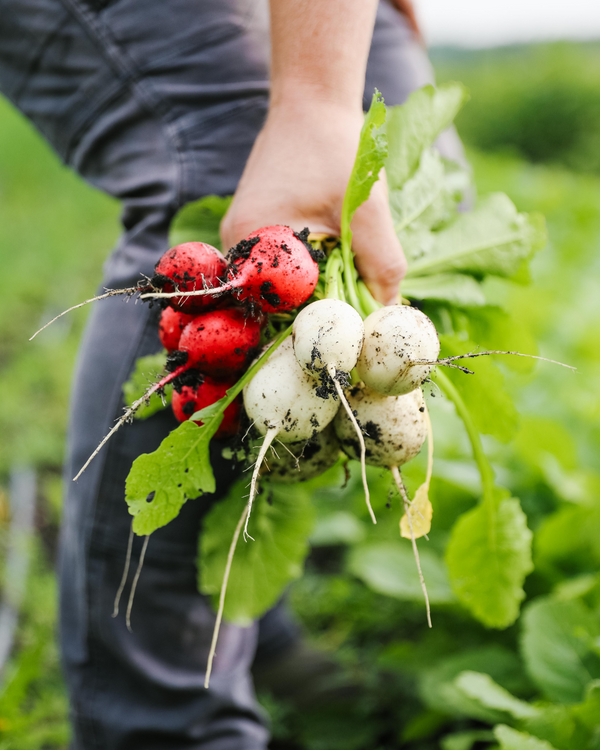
[350,181,407,305]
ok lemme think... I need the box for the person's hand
[221,101,406,305]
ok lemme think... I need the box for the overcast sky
[417,0,600,48]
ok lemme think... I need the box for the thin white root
[411,350,576,371]
[391,466,432,628]
[112,523,134,617]
[30,289,129,341]
[126,534,149,633]
[139,284,230,302]
[329,364,376,525]
[72,366,182,482]
[73,394,147,481]
[244,427,278,541]
[205,503,249,689]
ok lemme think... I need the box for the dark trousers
[0,0,460,746]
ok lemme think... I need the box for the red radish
[158,307,195,352]
[177,307,261,378]
[140,226,321,313]
[152,242,227,314]
[172,377,241,438]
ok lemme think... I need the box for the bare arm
[221,0,406,305]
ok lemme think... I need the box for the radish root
[244,427,278,541]
[112,522,134,617]
[391,466,432,628]
[328,364,376,525]
[205,502,249,689]
[73,363,188,481]
[412,350,576,372]
[29,288,136,341]
[126,534,149,633]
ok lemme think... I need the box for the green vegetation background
[0,41,599,749]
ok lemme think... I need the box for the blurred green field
[0,42,599,749]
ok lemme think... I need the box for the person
[0,0,463,746]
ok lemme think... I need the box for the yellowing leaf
[400,483,433,539]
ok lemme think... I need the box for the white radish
[242,338,339,539]
[292,299,376,524]
[333,383,427,468]
[357,305,440,396]
[292,298,364,380]
[261,425,341,484]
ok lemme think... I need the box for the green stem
[357,280,382,316]
[433,370,496,510]
[325,249,344,300]
[341,237,363,315]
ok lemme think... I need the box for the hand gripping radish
[140,226,321,314]
[242,337,339,540]
[292,299,376,523]
[357,305,440,396]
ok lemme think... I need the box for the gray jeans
[0,0,460,746]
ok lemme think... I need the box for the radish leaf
[340,90,387,258]
[402,273,486,307]
[406,194,546,280]
[199,479,314,625]
[125,418,221,535]
[493,724,559,750]
[445,491,533,629]
[521,597,600,703]
[386,82,468,189]
[169,195,232,250]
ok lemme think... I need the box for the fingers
[350,181,407,305]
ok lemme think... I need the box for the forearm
[269,0,379,111]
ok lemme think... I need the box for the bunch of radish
[33,219,560,687]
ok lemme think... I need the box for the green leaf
[494,725,560,750]
[439,334,519,443]
[310,511,366,546]
[348,540,454,604]
[454,671,539,720]
[419,645,525,722]
[122,352,170,420]
[199,480,315,625]
[386,82,469,189]
[521,597,600,703]
[125,418,221,535]
[406,194,546,280]
[446,491,533,628]
[340,91,387,254]
[390,149,471,243]
[402,274,486,307]
[571,680,600,731]
[441,731,495,750]
[169,195,232,250]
